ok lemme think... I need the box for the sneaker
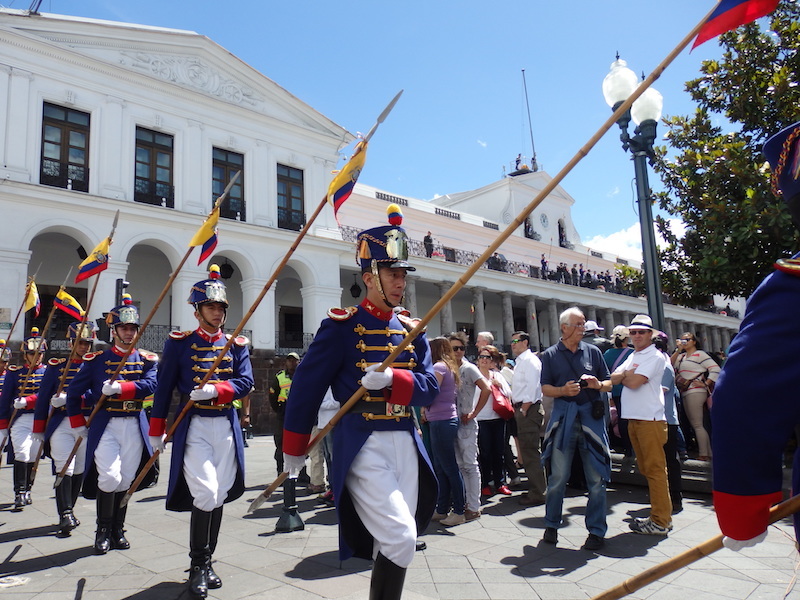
[542,527,558,544]
[481,486,493,497]
[431,511,449,522]
[629,517,669,536]
[582,533,605,551]
[464,509,481,521]
[496,485,513,496]
[440,513,465,526]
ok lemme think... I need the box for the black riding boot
[111,492,130,549]
[188,507,212,598]
[369,552,407,600]
[205,506,223,589]
[94,490,115,554]
[69,473,83,528]
[55,475,77,537]
[12,461,26,510]
[24,461,34,504]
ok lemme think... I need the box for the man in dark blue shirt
[540,307,612,551]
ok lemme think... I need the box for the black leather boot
[369,552,407,600]
[24,462,34,504]
[12,461,26,510]
[94,491,115,554]
[110,492,130,549]
[56,475,76,537]
[69,473,83,528]
[205,506,223,589]
[188,507,212,598]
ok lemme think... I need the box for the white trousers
[10,414,41,463]
[183,416,236,512]
[95,417,143,493]
[50,418,85,475]
[455,420,480,512]
[345,430,419,568]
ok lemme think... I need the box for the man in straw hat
[283,204,439,600]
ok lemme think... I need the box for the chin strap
[195,304,227,331]
[369,261,404,309]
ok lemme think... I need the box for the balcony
[41,159,89,192]
[134,179,175,208]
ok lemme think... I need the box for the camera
[579,379,589,389]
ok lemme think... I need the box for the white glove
[189,384,219,402]
[362,365,394,390]
[13,397,28,409]
[50,393,67,408]
[102,379,122,396]
[722,531,767,551]
[73,425,88,440]
[283,453,306,479]
[31,432,44,443]
[149,435,166,453]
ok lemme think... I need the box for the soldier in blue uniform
[66,294,158,554]
[149,265,253,599]
[0,327,47,510]
[32,322,97,537]
[713,121,800,550]
[283,204,439,600]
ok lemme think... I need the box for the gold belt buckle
[122,400,137,411]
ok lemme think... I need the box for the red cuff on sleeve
[713,489,783,540]
[69,414,87,428]
[0,419,9,429]
[118,381,137,400]
[282,429,310,456]
[149,417,166,437]
[32,419,46,433]
[388,369,413,406]
[25,395,37,409]
[213,381,235,405]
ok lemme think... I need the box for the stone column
[547,299,559,348]
[500,291,514,344]
[526,296,540,351]
[404,276,418,317]
[603,308,615,332]
[471,287,486,335]
[711,327,722,354]
[241,277,273,349]
[586,306,598,323]
[99,95,126,198]
[5,68,32,177]
[436,282,454,335]
[182,119,206,214]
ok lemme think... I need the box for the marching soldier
[149,264,253,599]
[66,293,158,554]
[282,204,439,600]
[0,328,47,510]
[32,322,97,536]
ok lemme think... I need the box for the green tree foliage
[653,1,800,305]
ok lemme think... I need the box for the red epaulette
[48,357,66,366]
[396,312,424,333]
[226,334,250,347]
[139,349,159,362]
[775,258,800,277]
[327,306,358,321]
[82,352,101,362]
[169,330,192,340]
[8,365,22,371]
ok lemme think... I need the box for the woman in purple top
[424,337,465,526]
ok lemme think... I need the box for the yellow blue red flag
[693,0,779,49]
[24,280,40,318]
[327,141,367,220]
[190,206,220,265]
[54,289,85,320]
[75,237,111,283]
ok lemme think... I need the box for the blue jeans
[429,418,465,515]
[544,417,607,537]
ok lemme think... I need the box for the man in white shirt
[610,314,671,535]
[510,332,547,506]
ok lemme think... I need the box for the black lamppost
[603,57,665,332]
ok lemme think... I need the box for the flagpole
[246,7,721,512]
[54,178,239,486]
[5,263,43,355]
[119,92,404,507]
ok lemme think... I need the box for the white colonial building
[0,8,739,369]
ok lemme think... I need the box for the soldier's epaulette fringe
[82,352,101,361]
[48,357,66,366]
[775,258,800,277]
[169,330,193,340]
[328,306,358,321]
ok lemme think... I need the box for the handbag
[490,375,514,420]
[675,356,706,394]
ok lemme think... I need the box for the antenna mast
[521,69,538,172]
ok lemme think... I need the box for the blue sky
[21,0,746,260]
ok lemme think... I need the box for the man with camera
[539,307,612,551]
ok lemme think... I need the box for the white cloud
[585,218,686,263]
[606,186,620,198]
[477,139,487,148]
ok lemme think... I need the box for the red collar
[196,327,224,343]
[361,299,394,322]
[112,346,129,356]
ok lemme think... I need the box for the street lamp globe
[631,87,663,125]
[602,58,638,109]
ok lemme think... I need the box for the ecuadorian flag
[190,206,220,265]
[327,141,368,220]
[24,280,40,318]
[75,237,110,283]
[54,289,85,320]
[693,0,779,49]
